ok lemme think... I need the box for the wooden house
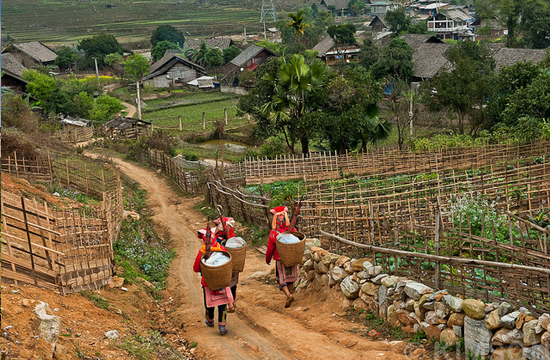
[222,44,276,84]
[2,41,57,69]
[313,36,361,65]
[369,1,399,17]
[319,0,349,13]
[100,117,151,139]
[1,53,28,92]
[427,9,474,40]
[142,51,206,88]
[59,116,94,143]
[369,15,387,36]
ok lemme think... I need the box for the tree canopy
[371,38,413,81]
[124,54,150,80]
[54,47,76,71]
[223,45,242,64]
[327,23,357,51]
[150,25,185,47]
[151,40,179,62]
[77,34,124,69]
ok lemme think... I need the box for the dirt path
[120,101,137,118]
[95,155,410,360]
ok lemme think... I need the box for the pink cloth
[276,260,297,285]
[204,286,234,307]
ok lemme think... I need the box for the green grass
[1,0,301,44]
[80,291,110,310]
[144,92,238,112]
[144,98,246,134]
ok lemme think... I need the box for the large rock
[33,301,61,350]
[462,299,486,320]
[368,265,382,277]
[378,285,388,307]
[414,300,426,319]
[404,282,434,300]
[442,295,463,313]
[362,260,373,271]
[371,273,389,284]
[540,314,550,332]
[351,258,371,272]
[541,331,550,347]
[425,311,440,325]
[523,320,542,346]
[423,323,442,340]
[321,254,332,266]
[492,328,523,345]
[361,282,378,296]
[434,301,449,320]
[314,260,329,274]
[330,266,348,283]
[439,328,458,347]
[356,270,369,279]
[340,276,360,299]
[523,345,550,360]
[447,312,466,327]
[396,310,419,326]
[302,259,314,272]
[464,316,492,358]
[352,298,369,311]
[381,276,398,288]
[335,255,351,267]
[500,311,521,329]
[387,305,399,326]
[491,346,526,360]
[486,310,502,331]
[498,302,515,317]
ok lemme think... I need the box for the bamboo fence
[1,152,124,293]
[320,209,550,314]
[207,180,271,228]
[1,191,117,294]
[149,149,210,194]
[58,126,94,144]
[222,141,550,185]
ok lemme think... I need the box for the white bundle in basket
[277,233,300,244]
[225,237,246,248]
[202,252,231,266]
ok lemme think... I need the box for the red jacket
[265,223,295,264]
[215,227,236,243]
[193,238,227,287]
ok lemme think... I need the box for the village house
[427,8,474,41]
[369,1,399,17]
[1,53,29,92]
[401,34,449,81]
[142,50,207,88]
[312,35,361,65]
[319,0,349,14]
[492,48,548,73]
[100,116,151,139]
[2,41,57,69]
[368,15,388,36]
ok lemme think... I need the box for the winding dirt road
[101,155,411,360]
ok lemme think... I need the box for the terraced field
[1,0,304,45]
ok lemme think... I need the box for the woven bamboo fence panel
[299,162,550,239]
[320,211,550,314]
[149,149,210,194]
[1,191,115,294]
[58,126,94,144]
[222,141,550,185]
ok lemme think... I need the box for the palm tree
[263,55,329,154]
[286,10,310,59]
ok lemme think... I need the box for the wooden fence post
[224,108,228,125]
[65,158,70,186]
[179,116,182,131]
[47,149,53,183]
[14,151,19,178]
[21,197,38,286]
[202,112,206,130]
[434,209,441,289]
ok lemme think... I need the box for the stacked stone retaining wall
[294,241,550,360]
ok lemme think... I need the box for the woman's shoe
[219,325,228,336]
[205,319,214,327]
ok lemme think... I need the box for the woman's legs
[203,288,215,326]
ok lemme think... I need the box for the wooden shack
[100,116,151,139]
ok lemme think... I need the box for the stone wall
[295,242,550,359]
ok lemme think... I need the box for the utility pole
[136,80,142,120]
[93,57,100,85]
[264,22,267,39]
[244,26,247,43]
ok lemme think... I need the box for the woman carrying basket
[193,228,233,336]
[214,217,238,313]
[265,206,297,308]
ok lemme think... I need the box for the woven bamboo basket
[200,251,233,290]
[276,231,306,267]
[226,241,247,273]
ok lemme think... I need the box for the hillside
[1,0,306,45]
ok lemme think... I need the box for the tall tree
[422,41,495,134]
[384,7,411,35]
[520,6,550,49]
[371,38,413,81]
[151,40,179,62]
[287,10,310,58]
[54,46,76,71]
[150,25,185,47]
[327,23,357,57]
[223,45,242,64]
[124,54,150,80]
[77,33,124,69]
[204,47,223,67]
